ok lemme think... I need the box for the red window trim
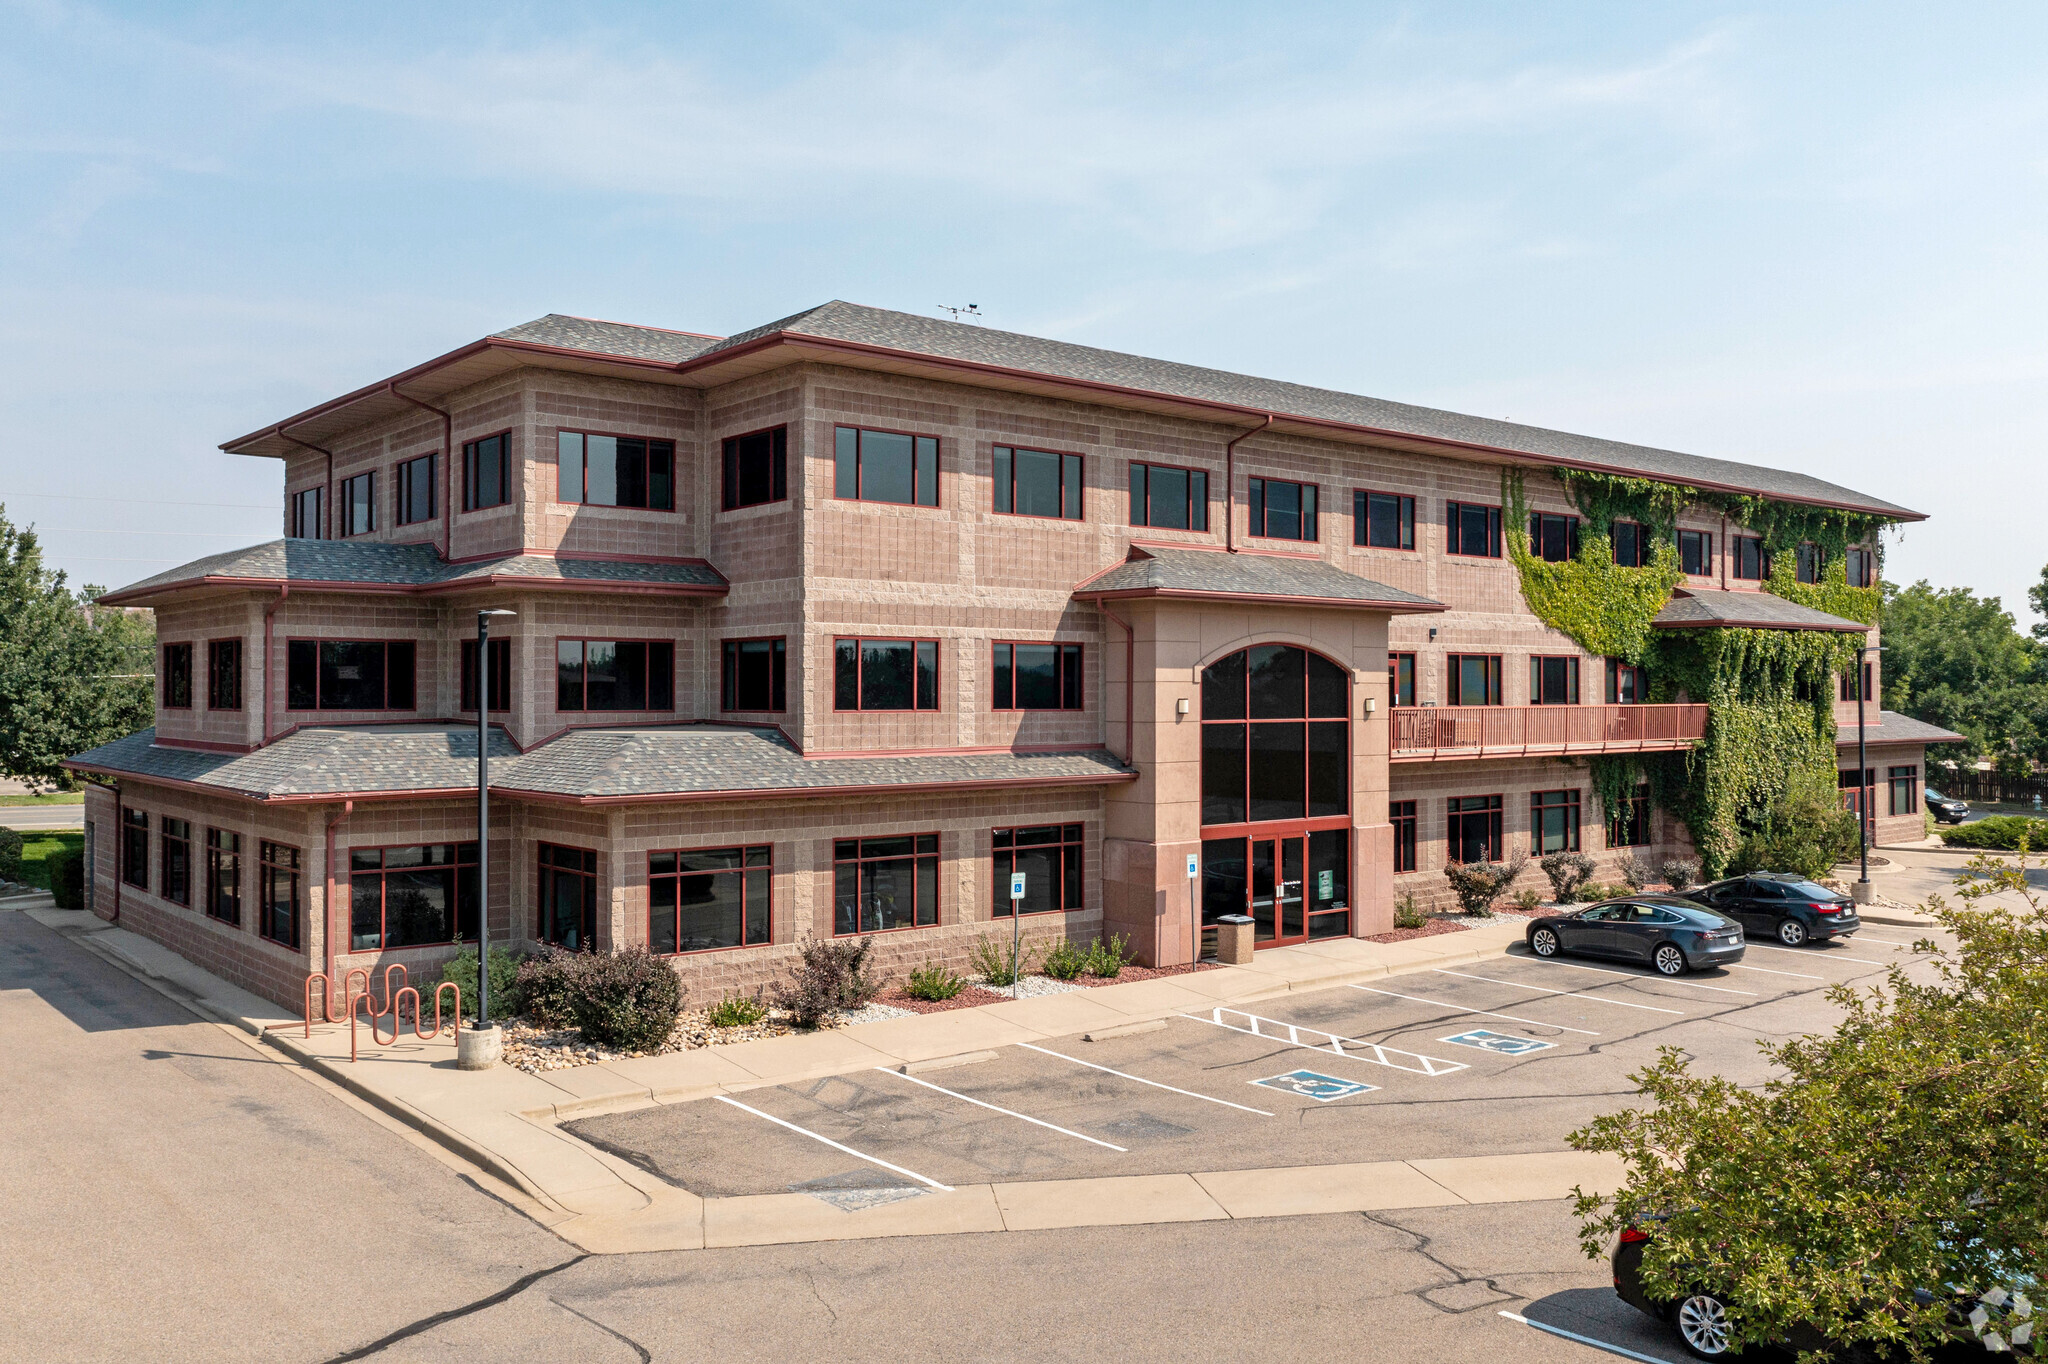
[991,442,1085,521]
[460,428,516,515]
[347,840,480,950]
[834,422,942,507]
[1605,783,1652,848]
[991,822,1085,917]
[394,451,438,527]
[833,635,941,713]
[554,636,677,713]
[1197,643,1351,832]
[1677,528,1716,575]
[460,636,513,714]
[1388,651,1417,708]
[989,639,1084,711]
[645,844,775,956]
[1529,654,1581,706]
[1246,475,1321,543]
[719,422,790,512]
[1445,500,1504,558]
[257,839,302,949]
[1128,458,1212,531]
[283,636,420,713]
[1730,534,1767,581]
[161,641,194,709]
[159,815,193,906]
[1531,788,1583,853]
[1446,791,1506,866]
[206,636,244,711]
[833,832,942,936]
[536,841,600,944]
[337,469,376,538]
[1609,518,1652,568]
[1390,800,1419,873]
[552,426,680,512]
[1352,488,1418,551]
[1446,653,1504,707]
[289,485,327,540]
[204,826,242,926]
[1606,658,1648,704]
[720,635,789,714]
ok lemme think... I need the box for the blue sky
[3,2,2044,625]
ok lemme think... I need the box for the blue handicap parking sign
[1438,1029,1555,1056]
[1250,1069,1377,1102]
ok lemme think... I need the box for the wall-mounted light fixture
[1428,627,1438,641]
[1175,697,1191,717]
[1363,697,1378,717]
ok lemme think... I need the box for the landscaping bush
[1512,888,1543,911]
[567,947,684,1051]
[707,992,768,1027]
[0,827,21,882]
[1939,814,2048,851]
[1393,892,1426,930]
[440,944,525,1021]
[1442,850,1528,915]
[1540,850,1596,903]
[1085,932,1132,978]
[1616,852,1653,891]
[1661,857,1700,890]
[49,849,84,909]
[1040,938,1088,981]
[774,936,879,1028]
[970,932,1033,987]
[513,946,587,1027]
[1580,882,1629,903]
[1727,778,1861,880]
[903,961,967,1000]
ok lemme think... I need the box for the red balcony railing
[1389,703,1708,761]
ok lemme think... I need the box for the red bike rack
[302,967,462,1062]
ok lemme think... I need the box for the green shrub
[1040,938,1088,980]
[1616,852,1653,891]
[1579,882,1629,903]
[1940,815,2048,851]
[1540,850,1596,903]
[903,961,967,1000]
[439,945,525,1021]
[1084,932,1132,978]
[50,849,85,909]
[773,936,878,1027]
[707,992,767,1027]
[1442,850,1529,915]
[1661,857,1701,890]
[568,947,684,1051]
[970,933,1033,987]
[513,946,584,1027]
[1513,888,1543,911]
[1393,893,1426,930]
[0,827,21,882]
[1728,780,1860,880]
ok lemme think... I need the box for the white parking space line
[1721,960,1824,980]
[714,1095,956,1192]
[1014,1042,1276,1116]
[1432,968,1684,1016]
[1180,1007,1471,1076]
[873,1067,1130,1151]
[1346,983,1602,1037]
[1746,942,1893,962]
[1518,957,1758,996]
[1498,1311,1673,1363]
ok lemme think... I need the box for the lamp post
[1854,643,1883,905]
[459,608,515,1069]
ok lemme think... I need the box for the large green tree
[0,506,154,785]
[1881,579,2048,773]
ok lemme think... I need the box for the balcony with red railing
[1388,703,1708,762]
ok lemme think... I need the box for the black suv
[1925,787,1970,824]
[1683,872,1859,946]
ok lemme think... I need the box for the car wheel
[1529,927,1560,957]
[1654,943,1688,976]
[1776,918,1809,946]
[1673,1291,1736,1357]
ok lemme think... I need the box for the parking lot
[570,924,1947,1203]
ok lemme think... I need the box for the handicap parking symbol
[1438,1029,1555,1056]
[1250,1069,1377,1102]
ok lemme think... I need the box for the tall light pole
[1854,642,1883,904]
[475,609,515,1024]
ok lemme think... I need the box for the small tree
[1539,850,1596,903]
[1442,850,1529,915]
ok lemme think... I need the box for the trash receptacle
[1216,913,1255,964]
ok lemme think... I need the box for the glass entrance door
[1250,836,1306,944]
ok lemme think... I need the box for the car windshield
[1926,788,1947,800]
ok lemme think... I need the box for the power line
[3,491,275,510]
[30,526,272,537]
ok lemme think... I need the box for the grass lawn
[0,792,85,806]
[17,832,82,890]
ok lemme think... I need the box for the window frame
[990,641,1083,712]
[461,430,513,512]
[834,423,941,508]
[1795,542,1825,584]
[207,638,243,711]
[1606,658,1648,705]
[648,844,773,955]
[338,470,376,537]
[460,636,513,714]
[1246,476,1319,542]
[1840,661,1874,703]
[1388,652,1416,708]
[1678,529,1715,576]
[1888,765,1920,817]
[1128,461,1209,531]
[1530,655,1581,706]
[555,637,676,714]
[1606,783,1653,848]
[1447,793,1505,865]
[555,428,677,512]
[721,636,789,713]
[290,486,325,540]
[285,638,419,712]
[1846,546,1876,588]
[833,833,941,936]
[1198,644,1351,831]
[720,424,789,512]
[992,444,1084,522]
[1390,800,1418,873]
[160,816,192,906]
[1532,789,1582,854]
[121,808,149,889]
[536,842,601,951]
[833,636,941,712]
[1445,501,1504,558]
[161,642,193,709]
[992,823,1085,918]
[1527,511,1581,563]
[395,452,437,526]
[1353,489,1416,551]
[1446,653,1503,707]
[347,841,480,951]
[259,840,301,948]
[205,827,241,926]
[1611,519,1650,568]
[1731,534,1767,581]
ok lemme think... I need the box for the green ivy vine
[1760,553,1882,627]
[1504,470,1683,665]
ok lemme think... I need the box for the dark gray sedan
[1525,896,1745,976]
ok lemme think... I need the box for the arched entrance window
[1199,645,1351,947]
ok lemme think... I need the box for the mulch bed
[868,984,1012,1015]
[1364,917,1474,944]
[1073,961,1224,986]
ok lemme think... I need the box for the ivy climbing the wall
[1503,470,1682,665]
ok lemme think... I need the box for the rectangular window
[349,843,479,950]
[1606,658,1647,704]
[207,639,242,710]
[1732,535,1766,581]
[1846,546,1875,588]
[1606,784,1652,848]
[259,841,301,947]
[537,843,600,951]
[1391,801,1417,873]
[1446,501,1503,557]
[722,638,787,712]
[992,643,1082,711]
[1678,529,1714,576]
[1611,520,1650,568]
[290,486,324,540]
[557,431,675,511]
[1128,462,1208,531]
[556,639,675,712]
[463,432,511,510]
[160,817,192,906]
[286,640,418,711]
[834,834,940,935]
[1840,662,1874,702]
[993,823,1084,917]
[1448,794,1504,864]
[1889,765,1920,817]
[1796,542,1824,584]
[1527,512,1580,563]
[721,426,788,510]
[396,454,436,526]
[121,808,149,889]
[1532,789,1581,854]
[649,845,771,954]
[994,446,1083,520]
[835,425,939,507]
[1388,652,1416,708]
[205,828,241,926]
[339,471,375,536]
[1354,490,1415,550]
[1839,767,1877,817]
[161,642,193,709]
[1530,655,1581,705]
[834,638,939,711]
[1247,477,1317,541]
[460,637,512,713]
[1447,654,1503,706]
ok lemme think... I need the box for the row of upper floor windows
[1385,651,1875,708]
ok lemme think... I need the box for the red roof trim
[1073,585,1446,614]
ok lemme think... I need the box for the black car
[1683,873,1859,947]
[1524,895,1745,976]
[1926,787,1970,824]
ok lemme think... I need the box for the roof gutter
[276,427,335,540]
[1224,415,1273,552]
[261,583,288,742]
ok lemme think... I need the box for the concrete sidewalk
[20,901,1626,1253]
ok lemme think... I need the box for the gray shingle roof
[1074,546,1443,612]
[500,301,1919,518]
[1652,588,1868,633]
[1835,711,1968,747]
[100,539,727,604]
[65,723,1134,803]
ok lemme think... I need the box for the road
[0,802,85,830]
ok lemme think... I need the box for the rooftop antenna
[937,304,984,324]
